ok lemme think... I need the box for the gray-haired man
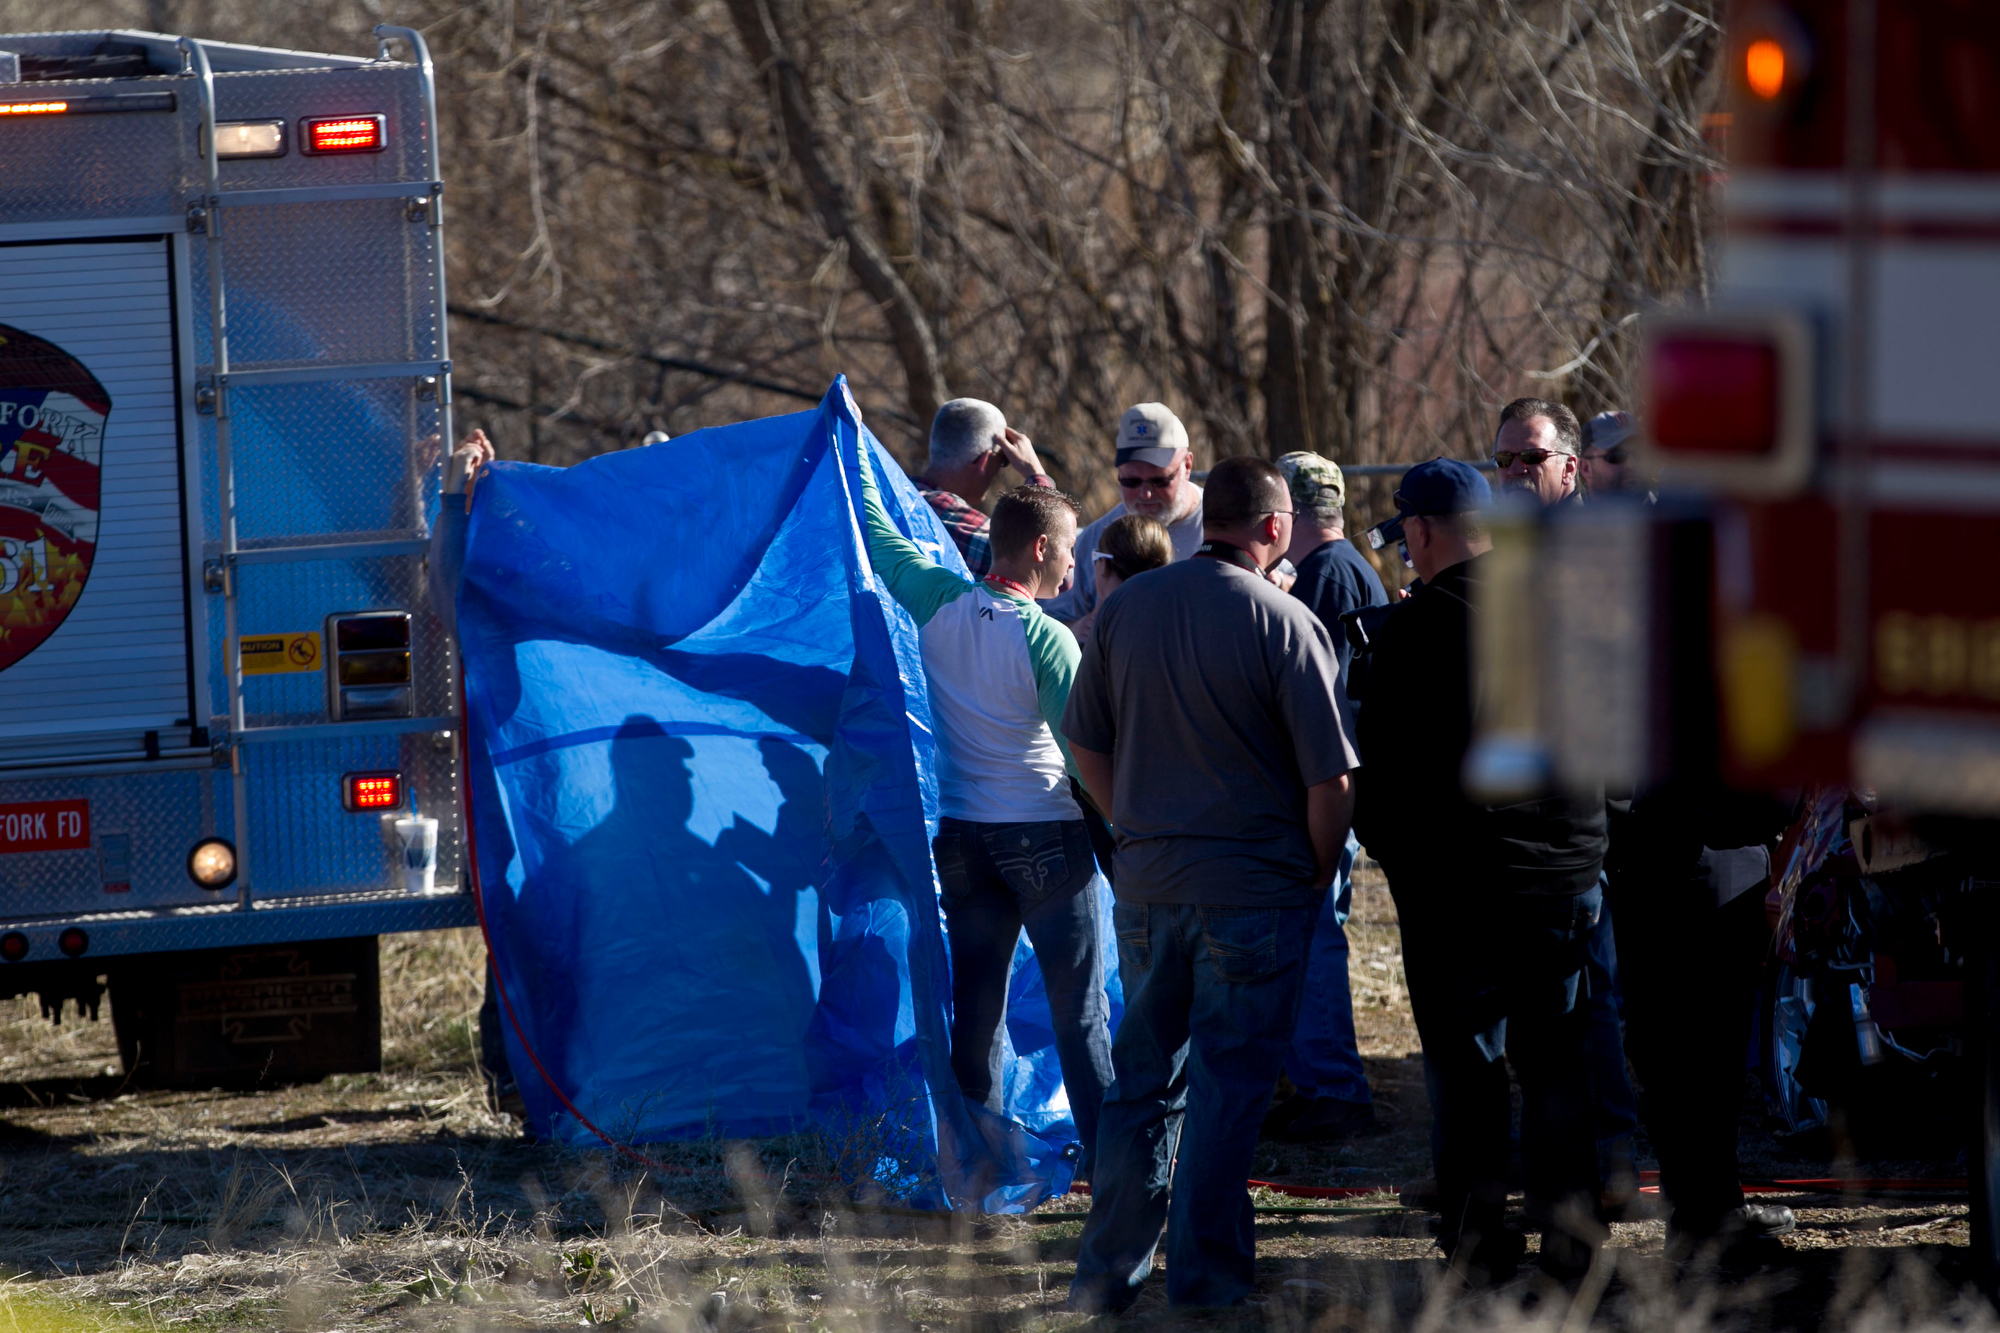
[914,397,1053,578]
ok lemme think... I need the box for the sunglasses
[1587,446,1629,466]
[1492,447,1570,468]
[1118,474,1178,491]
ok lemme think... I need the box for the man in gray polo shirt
[1061,456,1358,1313]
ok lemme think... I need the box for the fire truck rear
[1488,0,2000,1278]
[0,27,468,1085]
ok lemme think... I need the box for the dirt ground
[0,870,1987,1331]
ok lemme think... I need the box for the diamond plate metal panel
[399,727,464,889]
[206,65,432,192]
[207,551,453,721]
[187,199,438,368]
[242,732,411,895]
[0,80,184,223]
[0,48,431,225]
[198,382,438,542]
[0,766,223,916]
[0,726,464,915]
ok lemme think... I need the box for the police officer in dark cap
[1353,459,1608,1282]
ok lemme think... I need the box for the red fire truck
[1492,0,2000,1278]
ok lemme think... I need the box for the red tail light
[58,927,87,958]
[0,932,25,962]
[342,771,403,812]
[302,114,385,155]
[1642,312,1812,495]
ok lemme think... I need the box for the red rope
[1068,1182,1401,1201]
[1071,1175,1971,1203]
[1763,1178,1965,1192]
[459,703,692,1176]
[1639,1171,1966,1196]
[1245,1180,1404,1199]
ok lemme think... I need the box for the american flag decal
[0,324,107,674]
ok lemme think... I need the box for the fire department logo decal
[0,324,107,673]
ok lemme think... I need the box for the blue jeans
[1397,884,1602,1250]
[1069,900,1314,1311]
[1283,832,1371,1106]
[934,818,1114,1167]
[1584,896,1639,1168]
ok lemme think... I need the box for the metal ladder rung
[204,180,441,208]
[227,537,429,567]
[209,358,448,390]
[234,715,459,745]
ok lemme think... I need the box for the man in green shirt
[859,452,1115,1177]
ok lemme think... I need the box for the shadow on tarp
[457,378,1074,1213]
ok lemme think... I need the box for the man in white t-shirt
[859,451,1115,1177]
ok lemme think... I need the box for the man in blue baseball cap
[1353,457,1609,1284]
[1363,457,1490,569]
[1393,457,1489,532]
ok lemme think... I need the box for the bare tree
[20,0,1722,520]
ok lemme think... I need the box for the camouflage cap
[1275,451,1346,515]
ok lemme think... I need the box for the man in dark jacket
[1606,783,1797,1254]
[1492,400,1641,1209]
[1354,459,1607,1280]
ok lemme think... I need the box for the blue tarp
[457,379,1109,1212]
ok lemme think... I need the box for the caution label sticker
[0,799,89,853]
[239,631,322,675]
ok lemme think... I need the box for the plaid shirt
[917,474,1052,579]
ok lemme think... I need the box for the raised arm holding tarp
[858,450,1115,1182]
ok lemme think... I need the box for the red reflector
[303,114,385,155]
[0,932,26,962]
[58,927,87,958]
[1649,336,1781,457]
[343,771,403,812]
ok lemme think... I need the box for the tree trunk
[726,0,952,430]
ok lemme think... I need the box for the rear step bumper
[0,886,475,962]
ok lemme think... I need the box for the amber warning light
[303,114,385,155]
[343,772,403,812]
[1745,38,1786,100]
[0,92,174,118]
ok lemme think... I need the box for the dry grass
[0,895,1991,1331]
